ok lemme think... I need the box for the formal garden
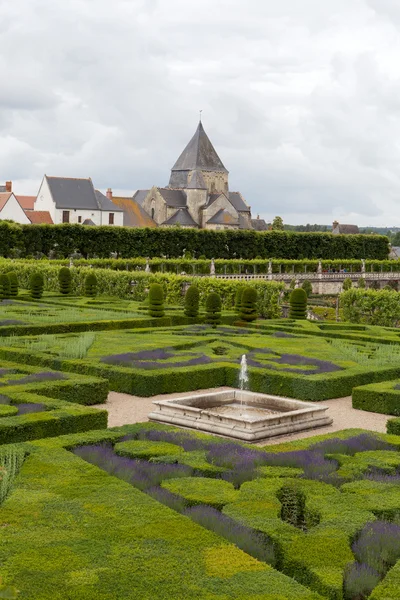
[2,238,400,598]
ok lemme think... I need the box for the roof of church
[171,122,228,173]
[132,190,150,206]
[206,191,249,213]
[207,209,239,226]
[162,208,198,227]
[187,170,207,189]
[158,188,187,207]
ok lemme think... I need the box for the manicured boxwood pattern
[0,427,323,600]
[353,380,400,415]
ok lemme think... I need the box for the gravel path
[94,388,390,446]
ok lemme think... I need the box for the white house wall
[0,194,31,224]
[54,209,123,226]
[34,177,56,222]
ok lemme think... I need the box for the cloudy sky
[2,0,400,226]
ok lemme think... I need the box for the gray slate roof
[158,188,187,207]
[46,176,121,212]
[82,219,96,226]
[94,190,123,212]
[171,122,228,173]
[133,190,150,206]
[162,208,198,227]
[207,209,238,226]
[251,217,268,231]
[187,170,207,189]
[229,192,250,213]
[0,186,6,193]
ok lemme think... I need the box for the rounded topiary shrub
[358,278,366,289]
[234,287,244,313]
[58,267,72,295]
[29,272,44,300]
[239,287,258,322]
[342,278,352,291]
[85,272,97,298]
[148,283,165,318]
[289,288,307,320]
[184,285,199,318]
[0,273,10,300]
[206,292,221,328]
[301,280,313,298]
[6,272,18,297]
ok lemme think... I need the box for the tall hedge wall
[0,222,389,259]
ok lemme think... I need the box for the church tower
[169,122,229,195]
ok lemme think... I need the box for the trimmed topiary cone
[0,273,10,300]
[289,288,307,320]
[58,267,72,295]
[148,283,165,318]
[205,292,221,328]
[239,287,258,322]
[184,285,199,318]
[6,272,18,297]
[29,272,44,300]
[234,286,244,313]
[85,272,97,298]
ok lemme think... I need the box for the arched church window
[151,208,155,220]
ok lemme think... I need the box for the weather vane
[199,109,203,122]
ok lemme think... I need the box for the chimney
[106,188,113,200]
[5,181,12,192]
[257,214,260,220]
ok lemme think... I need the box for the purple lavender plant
[16,403,46,415]
[184,505,276,565]
[352,521,400,575]
[343,562,381,600]
[310,434,395,457]
[147,486,187,513]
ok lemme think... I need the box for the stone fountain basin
[148,389,332,442]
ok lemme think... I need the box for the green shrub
[148,283,165,318]
[0,273,10,300]
[84,272,98,297]
[205,292,221,328]
[341,289,400,326]
[29,272,44,300]
[358,277,366,288]
[301,280,313,298]
[343,278,352,291]
[184,285,199,318]
[234,287,244,313]
[289,278,296,290]
[240,287,258,322]
[289,288,307,320]
[6,271,18,297]
[58,266,72,295]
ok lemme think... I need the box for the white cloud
[2,0,400,225]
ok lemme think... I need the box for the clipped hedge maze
[0,360,107,444]
[71,425,400,600]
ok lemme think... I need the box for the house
[132,121,253,229]
[332,220,360,235]
[251,215,268,231]
[107,190,157,228]
[0,191,31,224]
[34,176,124,226]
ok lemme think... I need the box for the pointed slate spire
[171,122,228,173]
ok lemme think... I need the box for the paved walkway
[93,388,391,446]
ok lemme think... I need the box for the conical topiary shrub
[301,280,313,298]
[240,287,258,322]
[6,272,18,297]
[84,272,97,298]
[205,292,221,328]
[289,288,307,320]
[234,287,244,313]
[184,285,199,318]
[0,274,10,300]
[148,283,165,318]
[58,267,72,295]
[29,272,44,300]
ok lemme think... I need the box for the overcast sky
[2,0,400,226]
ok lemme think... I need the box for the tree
[6,272,18,297]
[0,274,10,300]
[29,272,44,300]
[85,272,97,297]
[342,278,352,291]
[289,288,307,320]
[184,285,199,318]
[239,287,258,322]
[234,286,244,313]
[272,216,284,231]
[58,267,72,295]
[358,278,366,289]
[205,292,221,328]
[148,283,165,318]
[301,280,313,298]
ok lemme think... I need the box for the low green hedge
[387,417,400,435]
[162,477,240,510]
[353,380,400,415]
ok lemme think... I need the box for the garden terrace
[2,425,400,598]
[0,359,107,444]
[3,324,400,400]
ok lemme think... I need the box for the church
[132,121,262,230]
